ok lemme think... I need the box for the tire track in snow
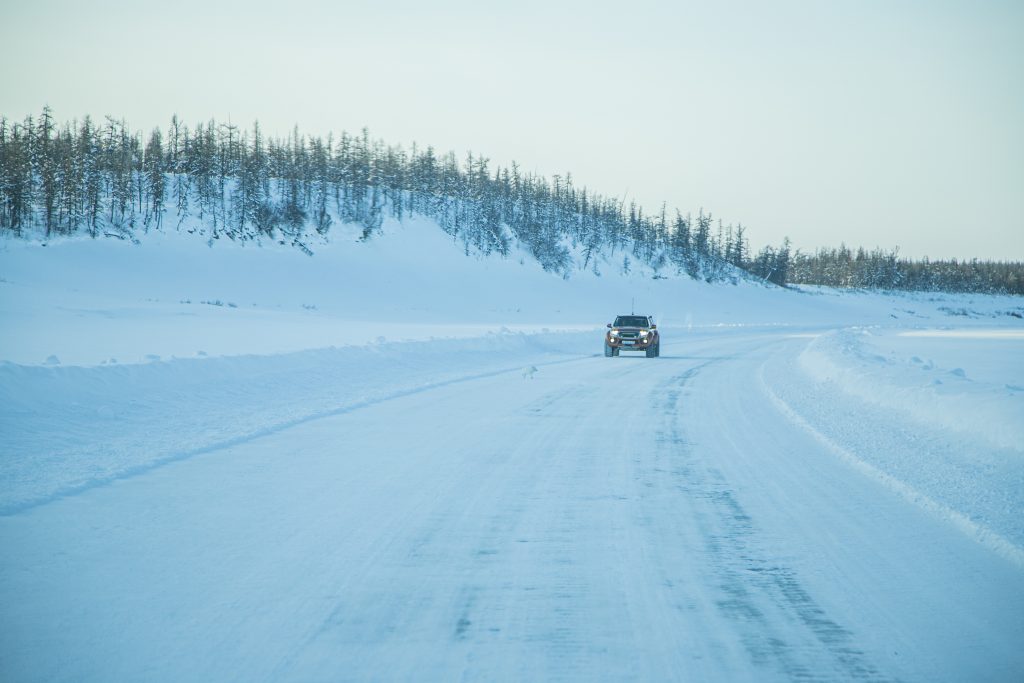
[659,360,892,681]
[264,377,607,681]
[0,353,595,517]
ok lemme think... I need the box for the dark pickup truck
[604,315,660,357]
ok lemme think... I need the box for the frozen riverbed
[2,325,1022,682]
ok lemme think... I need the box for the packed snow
[1,217,1022,681]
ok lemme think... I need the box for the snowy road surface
[2,330,1022,682]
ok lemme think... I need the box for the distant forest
[1,107,1021,294]
[787,246,1022,295]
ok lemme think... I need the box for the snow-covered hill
[2,215,1020,366]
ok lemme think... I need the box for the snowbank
[765,325,1024,558]
[799,327,1024,451]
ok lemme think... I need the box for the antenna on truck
[631,297,635,314]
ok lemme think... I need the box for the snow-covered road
[2,330,1022,682]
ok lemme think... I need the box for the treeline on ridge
[0,107,750,281]
[0,107,1020,294]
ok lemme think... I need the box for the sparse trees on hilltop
[2,107,1020,294]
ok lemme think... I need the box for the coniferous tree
[143,129,165,228]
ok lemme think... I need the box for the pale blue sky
[3,0,1022,259]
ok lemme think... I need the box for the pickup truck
[604,315,660,358]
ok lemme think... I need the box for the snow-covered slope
[2,216,1020,366]
[1,217,1022,682]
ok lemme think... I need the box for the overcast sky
[2,0,1021,259]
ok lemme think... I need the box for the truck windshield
[613,316,649,328]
